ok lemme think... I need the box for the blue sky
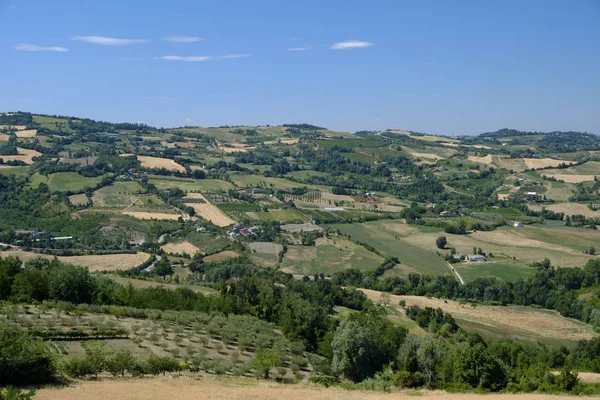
[1,0,599,135]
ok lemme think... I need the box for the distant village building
[467,255,486,262]
[513,221,524,228]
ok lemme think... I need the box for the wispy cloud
[287,47,310,51]
[71,36,149,46]
[165,36,203,43]
[185,117,192,123]
[14,43,69,52]
[331,40,373,50]
[157,54,250,62]
[158,55,213,62]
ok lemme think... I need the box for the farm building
[467,255,486,262]
[513,221,524,228]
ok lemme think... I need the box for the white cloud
[71,36,149,46]
[158,55,214,62]
[157,54,250,62]
[217,54,250,59]
[287,47,310,51]
[185,118,192,123]
[166,36,203,43]
[14,43,69,52]
[330,40,373,50]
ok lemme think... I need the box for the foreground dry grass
[34,378,586,400]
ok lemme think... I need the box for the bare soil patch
[0,250,150,271]
[34,377,584,400]
[360,289,597,342]
[160,240,200,256]
[68,193,89,206]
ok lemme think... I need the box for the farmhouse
[467,255,486,262]
[513,221,524,228]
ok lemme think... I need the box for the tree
[105,350,136,377]
[0,323,55,385]
[436,236,447,249]
[331,309,407,382]
[379,292,391,306]
[453,344,507,391]
[153,257,174,278]
[0,387,36,400]
[250,349,282,379]
[48,263,94,304]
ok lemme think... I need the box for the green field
[0,166,29,177]
[92,181,143,207]
[329,220,449,277]
[281,237,383,276]
[30,172,103,192]
[186,233,231,254]
[453,257,536,282]
[148,176,234,192]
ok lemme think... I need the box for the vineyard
[285,189,322,202]
[186,233,231,254]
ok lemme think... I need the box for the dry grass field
[529,203,600,218]
[185,193,236,227]
[123,211,191,221]
[68,193,89,206]
[203,250,239,262]
[468,154,493,164]
[120,154,186,172]
[0,147,41,164]
[15,129,37,138]
[403,147,444,163]
[0,133,10,141]
[34,378,586,400]
[160,240,201,256]
[523,158,575,169]
[542,174,596,183]
[360,289,597,343]
[0,250,150,271]
[248,242,283,254]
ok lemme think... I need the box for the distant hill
[478,128,597,138]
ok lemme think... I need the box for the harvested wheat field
[0,134,10,141]
[403,147,444,162]
[0,124,26,130]
[523,158,575,169]
[123,211,190,221]
[203,250,239,262]
[0,147,42,164]
[0,250,150,271]
[160,240,200,256]
[529,203,600,218]
[120,154,185,172]
[359,289,597,342]
[185,193,236,227]
[542,173,596,183]
[15,129,37,138]
[34,377,585,400]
